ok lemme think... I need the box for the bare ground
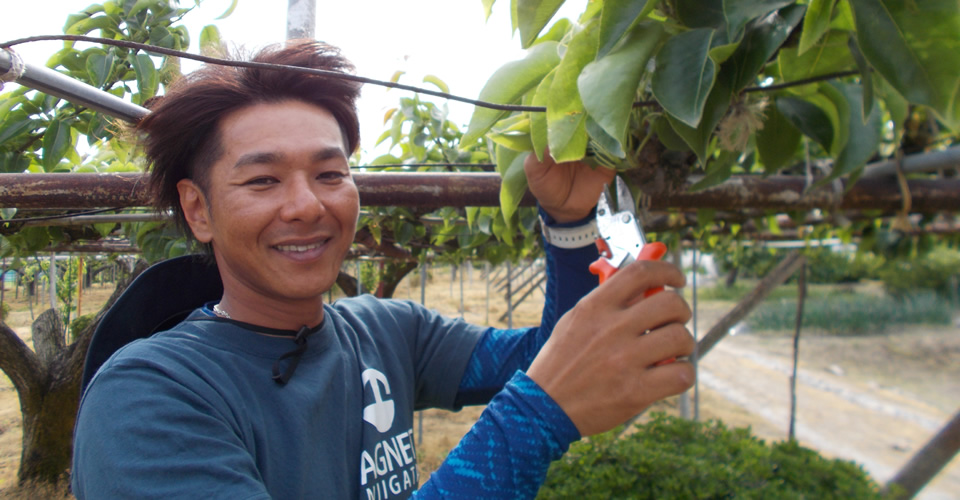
[0,266,958,499]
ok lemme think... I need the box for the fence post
[484,262,490,326]
[418,261,428,446]
[506,261,513,329]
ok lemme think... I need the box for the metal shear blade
[595,177,647,269]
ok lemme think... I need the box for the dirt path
[698,332,960,500]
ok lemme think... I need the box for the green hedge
[538,414,887,499]
[748,291,952,336]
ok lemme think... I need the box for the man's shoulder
[329,295,426,322]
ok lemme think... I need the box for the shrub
[748,291,952,335]
[0,301,9,322]
[875,247,960,299]
[538,414,886,499]
[69,313,98,343]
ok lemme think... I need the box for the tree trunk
[724,265,739,288]
[0,260,146,487]
[335,270,363,297]
[378,261,418,299]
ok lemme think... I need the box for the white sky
[5,0,585,159]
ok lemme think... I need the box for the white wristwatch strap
[539,217,598,249]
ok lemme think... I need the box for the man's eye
[318,171,346,181]
[245,177,277,186]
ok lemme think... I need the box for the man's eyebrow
[312,147,348,162]
[234,151,282,169]
[233,147,346,168]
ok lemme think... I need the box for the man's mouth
[274,238,330,253]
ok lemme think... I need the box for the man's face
[179,100,359,310]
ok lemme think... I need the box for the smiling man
[71,41,696,499]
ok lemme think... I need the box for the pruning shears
[589,176,674,365]
[588,176,667,292]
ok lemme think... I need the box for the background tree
[0,0,227,486]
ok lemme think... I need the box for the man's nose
[280,176,326,221]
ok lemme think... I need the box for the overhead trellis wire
[1,35,542,113]
[1,35,864,117]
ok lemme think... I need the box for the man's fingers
[637,323,695,368]
[591,260,686,307]
[634,360,696,401]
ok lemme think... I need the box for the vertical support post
[692,246,700,422]
[77,257,84,317]
[49,252,57,313]
[484,262,490,326]
[417,260,429,446]
[506,261,513,329]
[677,247,690,420]
[286,0,316,40]
[789,261,807,441]
[459,261,465,318]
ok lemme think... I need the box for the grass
[691,281,849,302]
[747,291,954,336]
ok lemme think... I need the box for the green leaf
[846,35,874,121]
[534,18,572,45]
[395,221,415,246]
[815,82,882,186]
[0,118,40,145]
[199,25,223,57]
[216,0,239,19]
[777,30,854,82]
[816,83,850,155]
[422,75,450,94]
[775,97,834,152]
[547,22,598,162]
[665,70,733,162]
[585,116,624,159]
[66,15,118,36]
[529,68,555,161]
[483,0,496,20]
[597,0,657,58]
[690,149,738,191]
[652,28,717,128]
[723,0,794,42]
[149,26,177,50]
[516,0,566,48]
[94,222,116,238]
[849,0,960,128]
[579,22,663,152]
[724,3,805,92]
[653,116,690,152]
[42,119,73,170]
[129,53,158,99]
[755,103,801,172]
[496,146,529,229]
[85,50,115,88]
[127,0,155,17]
[676,0,724,29]
[1,208,17,221]
[462,41,561,145]
[798,0,836,54]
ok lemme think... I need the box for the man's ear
[177,179,214,243]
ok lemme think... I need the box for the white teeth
[276,242,323,252]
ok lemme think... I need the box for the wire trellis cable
[2,35,863,115]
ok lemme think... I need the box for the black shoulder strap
[81,256,223,394]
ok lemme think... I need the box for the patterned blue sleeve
[416,210,597,498]
[455,209,599,405]
[415,371,581,499]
